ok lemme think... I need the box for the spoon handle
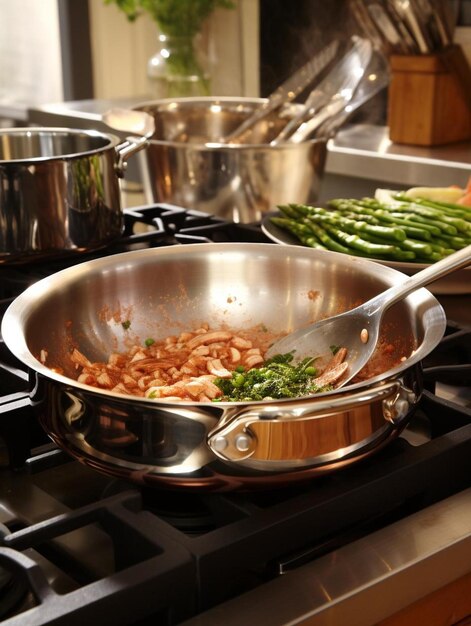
[366,244,471,316]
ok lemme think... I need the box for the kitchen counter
[320,123,471,202]
[181,487,471,626]
[326,123,471,188]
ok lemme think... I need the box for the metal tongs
[271,37,375,145]
[289,50,390,143]
[224,35,387,147]
[222,39,340,144]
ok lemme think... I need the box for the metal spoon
[265,245,471,388]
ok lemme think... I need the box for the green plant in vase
[105,0,235,97]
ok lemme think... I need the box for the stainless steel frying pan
[1,244,446,490]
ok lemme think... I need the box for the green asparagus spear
[270,217,326,249]
[328,202,434,241]
[275,191,471,264]
[387,204,468,234]
[319,222,416,260]
[394,193,471,219]
[328,222,440,260]
[299,219,356,255]
[291,204,407,242]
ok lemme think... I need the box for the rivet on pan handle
[208,380,404,463]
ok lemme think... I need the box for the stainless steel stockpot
[0,127,145,263]
[1,243,446,491]
[133,97,328,223]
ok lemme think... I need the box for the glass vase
[147,32,211,99]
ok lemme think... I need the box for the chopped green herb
[122,320,131,330]
[233,373,245,387]
[145,338,155,347]
[214,352,331,402]
[330,345,340,355]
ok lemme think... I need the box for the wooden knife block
[387,45,471,146]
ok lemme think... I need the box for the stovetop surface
[0,204,470,625]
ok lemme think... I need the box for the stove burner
[0,565,29,620]
[0,523,31,620]
[102,482,224,535]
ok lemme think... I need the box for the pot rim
[132,96,327,150]
[1,243,447,410]
[0,126,120,164]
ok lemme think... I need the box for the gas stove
[0,205,470,625]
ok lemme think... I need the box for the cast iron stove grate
[0,203,269,312]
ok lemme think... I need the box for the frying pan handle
[208,380,409,464]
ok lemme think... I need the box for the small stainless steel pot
[0,127,146,263]
[133,97,328,223]
[1,244,446,491]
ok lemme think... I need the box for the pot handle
[114,136,149,178]
[208,380,412,463]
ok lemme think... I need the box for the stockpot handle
[208,380,413,463]
[115,136,149,178]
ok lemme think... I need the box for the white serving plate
[262,212,471,295]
